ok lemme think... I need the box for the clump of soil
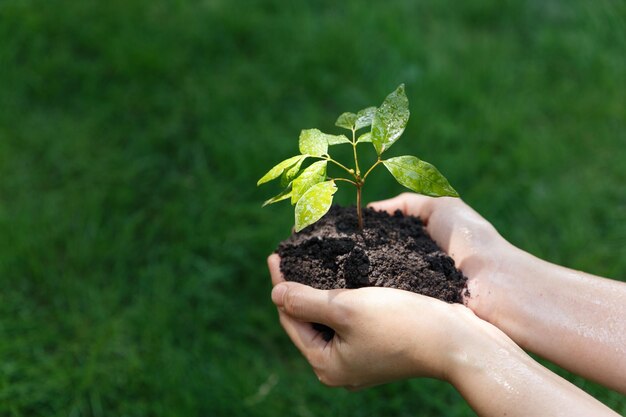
[277,206,468,341]
[277,205,468,301]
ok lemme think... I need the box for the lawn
[0,0,624,415]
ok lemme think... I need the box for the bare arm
[449,312,620,417]
[482,249,626,392]
[268,255,619,416]
[370,193,626,393]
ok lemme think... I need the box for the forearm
[448,317,620,417]
[478,248,626,393]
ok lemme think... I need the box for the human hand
[370,193,626,395]
[368,193,517,323]
[267,193,626,411]
[268,255,620,416]
[268,254,480,389]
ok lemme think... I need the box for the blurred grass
[0,0,625,415]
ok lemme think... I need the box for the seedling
[257,84,459,232]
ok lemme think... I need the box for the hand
[368,193,516,323]
[369,193,626,394]
[268,254,621,416]
[268,254,478,389]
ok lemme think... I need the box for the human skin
[368,193,626,394]
[268,256,620,416]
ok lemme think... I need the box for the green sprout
[257,84,459,232]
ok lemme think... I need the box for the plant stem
[346,127,366,229]
[325,157,354,176]
[332,177,358,186]
[355,158,383,230]
[356,183,363,229]
[351,128,360,177]
[362,159,382,181]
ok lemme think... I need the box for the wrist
[403,301,481,382]
[420,303,505,383]
[444,314,619,417]
[445,309,524,387]
[464,241,528,325]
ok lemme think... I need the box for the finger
[277,310,330,357]
[368,193,437,224]
[271,282,337,326]
[267,254,285,286]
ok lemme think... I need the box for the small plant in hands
[257,84,458,232]
[260,83,468,323]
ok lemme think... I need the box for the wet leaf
[280,155,308,187]
[299,129,329,156]
[262,187,292,207]
[356,132,372,143]
[257,155,306,186]
[295,180,337,232]
[291,160,327,204]
[261,84,459,230]
[354,106,377,130]
[383,156,459,197]
[371,84,410,155]
[327,133,351,145]
[335,112,357,130]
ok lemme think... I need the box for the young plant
[257,84,459,232]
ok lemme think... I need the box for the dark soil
[276,206,468,340]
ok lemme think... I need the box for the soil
[276,205,468,340]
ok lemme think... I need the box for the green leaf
[257,155,306,186]
[262,187,292,207]
[336,107,377,131]
[383,156,459,197]
[294,180,337,232]
[327,134,351,145]
[291,160,327,204]
[299,129,329,156]
[354,106,377,130]
[335,112,357,130]
[280,155,308,187]
[371,84,410,155]
[356,132,372,143]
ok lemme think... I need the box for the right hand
[368,193,517,323]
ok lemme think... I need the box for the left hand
[267,254,478,390]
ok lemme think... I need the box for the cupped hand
[368,193,517,322]
[268,254,478,390]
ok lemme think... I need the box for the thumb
[272,282,334,325]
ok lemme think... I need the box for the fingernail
[271,283,288,307]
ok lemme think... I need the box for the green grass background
[1,0,625,415]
